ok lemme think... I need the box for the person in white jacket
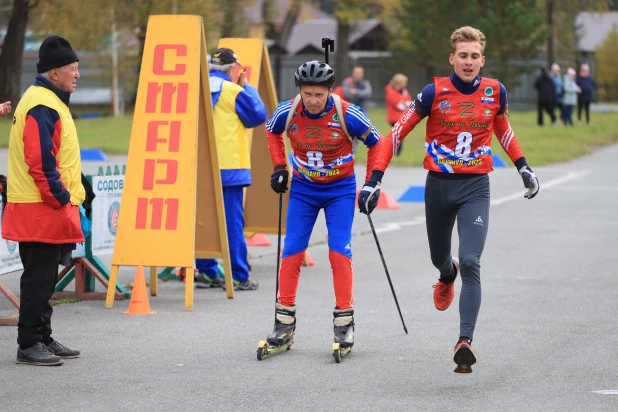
[562,68,580,126]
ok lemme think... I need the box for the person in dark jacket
[576,63,596,125]
[534,66,556,126]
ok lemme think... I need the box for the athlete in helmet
[260,60,383,357]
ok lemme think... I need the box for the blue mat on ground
[80,113,102,119]
[492,154,507,167]
[398,185,425,202]
[80,148,108,161]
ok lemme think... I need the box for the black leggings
[425,173,490,340]
[577,101,591,124]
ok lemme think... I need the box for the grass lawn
[0,107,616,167]
[357,107,618,167]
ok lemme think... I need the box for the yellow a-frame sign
[217,38,290,235]
[105,15,234,311]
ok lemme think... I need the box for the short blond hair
[451,26,486,53]
[390,73,408,85]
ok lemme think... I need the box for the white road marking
[591,390,618,395]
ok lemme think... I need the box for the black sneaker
[222,278,259,291]
[195,272,224,289]
[47,340,80,359]
[16,342,63,366]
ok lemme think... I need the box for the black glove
[270,165,289,194]
[358,180,381,215]
[515,158,539,199]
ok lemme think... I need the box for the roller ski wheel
[332,343,352,363]
[453,339,476,374]
[256,335,294,361]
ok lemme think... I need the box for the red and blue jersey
[266,96,382,185]
[377,73,525,174]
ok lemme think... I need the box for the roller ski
[257,303,296,361]
[332,308,354,363]
[453,338,476,373]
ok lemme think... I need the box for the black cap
[210,48,239,65]
[37,36,79,73]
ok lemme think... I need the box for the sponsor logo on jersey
[438,101,451,114]
[470,121,490,129]
[287,124,298,135]
[438,119,456,127]
[400,101,416,124]
[483,108,492,116]
[331,131,342,139]
[304,126,322,138]
[332,113,339,122]
[457,102,475,116]
[328,122,341,130]
[440,87,450,94]
[473,78,481,87]
[417,92,423,101]
[484,86,493,96]
[481,97,494,105]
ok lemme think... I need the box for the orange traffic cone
[356,190,400,210]
[302,250,315,266]
[246,233,273,247]
[123,266,156,315]
[278,249,315,266]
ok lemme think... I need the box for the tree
[594,25,618,101]
[0,0,39,105]
[331,0,397,80]
[29,0,223,109]
[391,0,548,90]
[542,0,612,67]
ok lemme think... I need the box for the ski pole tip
[403,327,408,334]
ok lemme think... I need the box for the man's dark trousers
[17,242,61,348]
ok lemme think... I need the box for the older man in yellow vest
[3,36,85,366]
[189,48,267,291]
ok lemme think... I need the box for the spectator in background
[0,101,11,116]
[343,66,373,112]
[562,67,580,126]
[384,73,412,156]
[3,35,85,366]
[576,63,596,126]
[534,66,556,126]
[550,63,564,125]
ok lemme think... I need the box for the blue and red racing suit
[266,96,382,309]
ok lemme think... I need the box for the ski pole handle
[322,37,335,64]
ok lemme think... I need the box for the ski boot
[257,303,296,361]
[332,308,354,363]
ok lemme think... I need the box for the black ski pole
[322,37,335,64]
[274,184,284,321]
[367,214,408,334]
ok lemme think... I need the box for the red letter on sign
[136,197,179,230]
[145,82,188,114]
[146,121,181,152]
[153,44,187,75]
[142,159,179,190]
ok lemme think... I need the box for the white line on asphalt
[591,390,618,395]
[374,169,591,233]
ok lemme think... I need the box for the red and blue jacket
[2,75,85,244]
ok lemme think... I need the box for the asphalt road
[0,144,617,412]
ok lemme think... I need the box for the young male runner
[358,26,540,372]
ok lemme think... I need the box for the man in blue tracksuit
[193,48,267,291]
